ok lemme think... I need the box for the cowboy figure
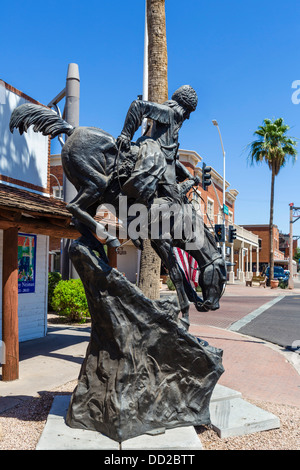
[117,85,200,206]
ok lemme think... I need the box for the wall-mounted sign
[0,80,49,195]
[18,233,36,294]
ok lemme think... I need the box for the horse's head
[196,256,227,311]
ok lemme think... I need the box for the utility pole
[289,203,294,289]
[288,203,300,289]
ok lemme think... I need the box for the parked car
[265,266,289,286]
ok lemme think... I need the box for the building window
[207,198,214,223]
[191,190,202,213]
[53,186,63,200]
[228,211,233,224]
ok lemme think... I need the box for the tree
[138,0,168,299]
[248,118,297,281]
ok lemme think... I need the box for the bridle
[196,254,223,272]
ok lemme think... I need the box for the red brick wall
[241,225,283,264]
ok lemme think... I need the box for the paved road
[236,295,300,349]
[188,280,300,351]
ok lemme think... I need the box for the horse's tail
[9,103,75,139]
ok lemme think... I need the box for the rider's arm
[118,100,170,146]
[175,160,195,182]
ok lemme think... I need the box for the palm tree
[248,118,297,282]
[138,0,168,300]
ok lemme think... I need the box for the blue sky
[1,0,300,234]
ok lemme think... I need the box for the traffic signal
[228,225,237,243]
[202,162,211,191]
[215,224,225,243]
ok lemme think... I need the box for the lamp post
[212,119,226,259]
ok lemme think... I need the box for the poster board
[18,233,36,294]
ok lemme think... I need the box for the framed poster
[18,233,36,294]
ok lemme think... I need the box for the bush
[279,280,288,289]
[51,279,90,323]
[48,272,62,310]
[166,277,176,290]
[166,276,202,293]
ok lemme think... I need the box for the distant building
[240,224,298,274]
[279,232,298,259]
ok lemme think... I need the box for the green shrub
[48,272,62,310]
[166,276,202,293]
[279,280,288,289]
[166,277,176,290]
[51,279,90,323]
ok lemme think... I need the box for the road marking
[228,296,285,332]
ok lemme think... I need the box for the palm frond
[247,117,298,173]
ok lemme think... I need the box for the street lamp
[212,119,226,259]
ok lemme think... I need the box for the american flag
[173,248,199,289]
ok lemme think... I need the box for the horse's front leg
[151,240,190,330]
[67,185,120,247]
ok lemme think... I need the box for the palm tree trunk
[138,0,168,300]
[269,166,275,281]
[147,0,168,103]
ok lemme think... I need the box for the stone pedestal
[65,239,224,443]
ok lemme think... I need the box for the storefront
[0,80,78,381]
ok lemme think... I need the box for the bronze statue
[10,86,226,325]
[9,86,225,442]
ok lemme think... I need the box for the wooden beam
[0,208,22,222]
[18,218,79,239]
[0,217,79,239]
[2,226,19,381]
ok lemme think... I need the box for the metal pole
[288,203,294,289]
[61,63,80,280]
[212,120,226,259]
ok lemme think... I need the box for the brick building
[241,224,285,273]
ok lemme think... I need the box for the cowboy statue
[117,85,200,207]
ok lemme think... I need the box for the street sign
[223,204,229,215]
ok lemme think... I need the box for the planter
[270,279,279,289]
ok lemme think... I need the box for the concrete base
[36,384,280,450]
[36,395,202,450]
[209,385,280,438]
[228,271,235,284]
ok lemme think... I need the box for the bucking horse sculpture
[9,85,226,329]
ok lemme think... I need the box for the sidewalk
[1,280,300,414]
[189,279,300,408]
